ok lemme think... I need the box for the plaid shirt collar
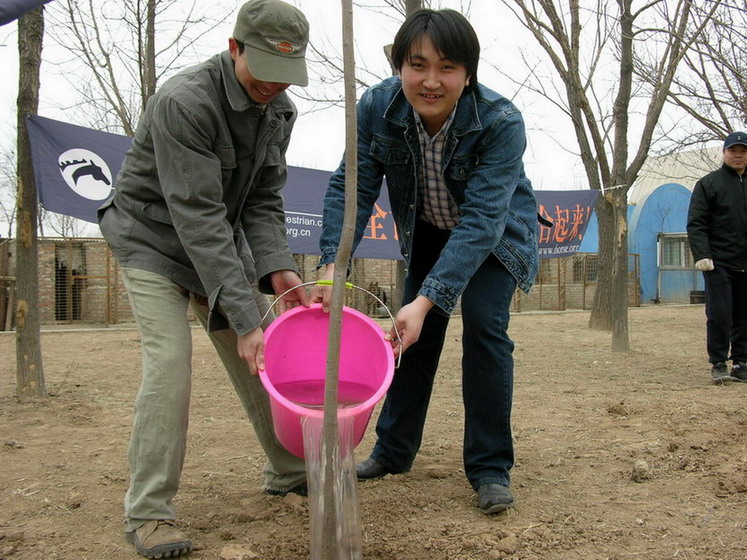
[413,106,457,143]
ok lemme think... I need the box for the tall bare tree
[502,0,717,350]
[15,5,46,397]
[46,0,232,134]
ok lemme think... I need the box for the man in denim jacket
[99,1,310,556]
[311,9,539,514]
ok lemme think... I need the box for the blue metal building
[578,183,703,304]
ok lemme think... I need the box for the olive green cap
[233,0,309,86]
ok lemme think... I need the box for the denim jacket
[320,77,539,314]
[99,51,299,335]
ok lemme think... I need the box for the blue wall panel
[574,184,703,303]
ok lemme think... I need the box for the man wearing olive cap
[687,131,747,385]
[98,0,311,556]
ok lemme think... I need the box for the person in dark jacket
[687,131,747,384]
[311,9,539,514]
[98,1,310,557]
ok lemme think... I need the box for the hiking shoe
[477,484,515,514]
[731,361,747,382]
[711,362,737,384]
[264,482,307,497]
[126,520,192,559]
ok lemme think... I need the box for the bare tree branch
[45,0,233,134]
[637,0,745,149]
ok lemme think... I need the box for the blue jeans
[370,221,516,490]
[704,264,747,364]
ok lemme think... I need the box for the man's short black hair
[391,9,480,93]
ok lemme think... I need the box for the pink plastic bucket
[259,303,395,458]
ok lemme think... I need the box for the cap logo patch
[266,37,301,55]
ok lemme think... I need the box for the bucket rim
[259,303,395,418]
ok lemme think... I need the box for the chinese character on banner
[536,191,599,259]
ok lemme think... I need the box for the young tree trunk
[609,187,630,351]
[388,1,422,314]
[405,0,422,15]
[588,188,630,351]
[588,0,633,351]
[320,0,359,555]
[15,6,47,397]
[348,2,425,319]
[142,0,157,105]
[589,196,614,331]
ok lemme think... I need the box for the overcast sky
[0,0,589,194]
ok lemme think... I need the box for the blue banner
[1,0,53,25]
[26,115,131,223]
[282,166,400,260]
[536,190,599,259]
[26,115,598,260]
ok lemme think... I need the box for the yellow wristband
[316,280,353,289]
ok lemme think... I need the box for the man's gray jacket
[99,51,299,335]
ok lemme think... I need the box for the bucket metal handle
[261,280,402,368]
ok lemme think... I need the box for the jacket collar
[383,78,482,136]
[219,51,294,117]
[722,163,745,177]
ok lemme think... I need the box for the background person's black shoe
[477,484,515,514]
[711,362,737,384]
[730,361,747,382]
[356,457,392,480]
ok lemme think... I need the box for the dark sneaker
[731,361,747,382]
[356,457,393,480]
[264,482,308,497]
[477,483,515,514]
[711,362,737,384]
[126,520,192,559]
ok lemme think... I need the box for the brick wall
[0,239,640,328]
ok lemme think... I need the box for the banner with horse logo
[26,115,598,260]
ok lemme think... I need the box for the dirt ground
[1,304,746,560]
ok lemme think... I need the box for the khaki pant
[121,267,305,530]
